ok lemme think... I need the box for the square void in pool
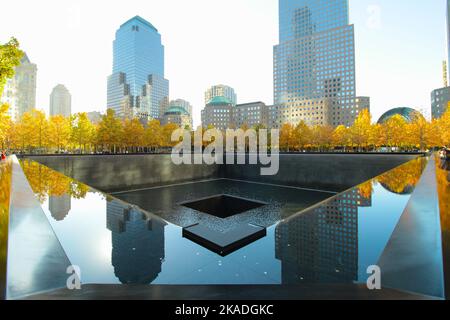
[180,194,266,218]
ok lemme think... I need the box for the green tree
[0,37,23,97]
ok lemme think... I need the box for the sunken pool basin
[3,153,448,300]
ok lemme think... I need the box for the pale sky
[0,0,446,126]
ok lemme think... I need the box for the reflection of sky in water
[357,184,411,282]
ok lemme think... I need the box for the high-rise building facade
[107,16,169,119]
[355,96,370,114]
[234,102,268,128]
[50,84,71,117]
[431,87,450,119]
[1,53,37,121]
[205,85,237,106]
[274,0,356,127]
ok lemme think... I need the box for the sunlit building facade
[274,0,356,127]
[234,102,268,128]
[107,16,169,119]
[1,53,37,122]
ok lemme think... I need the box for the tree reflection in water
[20,159,90,203]
[377,157,427,195]
[0,159,12,299]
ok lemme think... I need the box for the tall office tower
[204,85,237,106]
[0,53,37,122]
[49,194,71,221]
[106,200,166,284]
[107,16,169,119]
[274,0,357,127]
[50,84,72,117]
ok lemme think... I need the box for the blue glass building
[274,0,357,127]
[107,16,169,119]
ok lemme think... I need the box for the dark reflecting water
[19,157,427,286]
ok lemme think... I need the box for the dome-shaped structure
[377,107,424,124]
[164,106,189,115]
[207,96,232,106]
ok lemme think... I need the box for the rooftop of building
[207,96,233,106]
[164,106,189,115]
[377,107,424,124]
[236,101,266,107]
[120,15,158,32]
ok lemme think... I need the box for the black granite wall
[23,153,419,193]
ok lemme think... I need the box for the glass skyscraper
[107,16,169,119]
[274,0,357,127]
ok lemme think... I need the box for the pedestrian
[1,150,6,161]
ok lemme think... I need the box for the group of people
[439,147,450,160]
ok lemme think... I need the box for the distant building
[201,96,234,130]
[234,102,268,128]
[274,0,357,127]
[377,107,424,124]
[106,200,166,284]
[169,99,192,116]
[50,84,71,117]
[49,194,71,221]
[267,100,332,129]
[204,85,237,106]
[87,111,103,124]
[431,87,450,119]
[107,16,169,120]
[355,96,370,114]
[161,106,192,128]
[1,53,37,121]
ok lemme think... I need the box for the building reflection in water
[48,194,71,221]
[106,200,166,284]
[276,186,372,284]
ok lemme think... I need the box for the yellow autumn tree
[145,119,163,150]
[0,104,11,149]
[96,109,123,153]
[279,123,295,151]
[162,123,180,148]
[122,118,145,153]
[332,125,350,150]
[350,109,372,151]
[293,121,312,151]
[310,125,333,151]
[380,115,407,150]
[71,113,95,153]
[49,115,71,153]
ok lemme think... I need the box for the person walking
[1,150,6,161]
